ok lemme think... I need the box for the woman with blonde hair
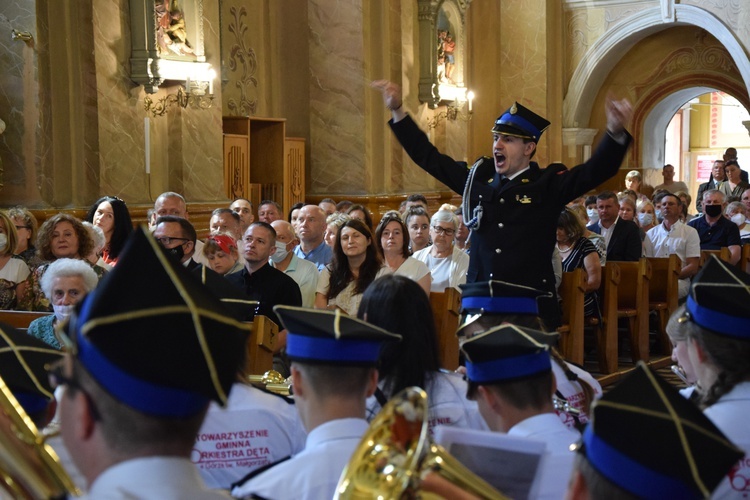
[7,206,41,269]
[0,211,30,309]
[22,213,105,311]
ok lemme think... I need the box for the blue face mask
[637,212,653,227]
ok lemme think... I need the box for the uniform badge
[510,103,517,114]
[521,178,530,183]
[516,195,532,204]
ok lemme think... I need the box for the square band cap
[274,305,401,366]
[65,227,251,418]
[686,255,750,339]
[580,362,742,499]
[458,280,552,336]
[492,102,550,142]
[460,324,557,384]
[0,322,62,414]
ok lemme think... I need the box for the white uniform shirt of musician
[230,364,378,500]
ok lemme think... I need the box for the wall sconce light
[143,69,216,117]
[11,29,33,43]
[426,90,474,130]
[427,90,474,129]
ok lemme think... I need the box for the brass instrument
[247,370,292,397]
[0,375,80,498]
[335,387,508,499]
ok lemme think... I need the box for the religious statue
[155,0,195,58]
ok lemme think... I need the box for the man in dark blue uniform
[372,80,632,327]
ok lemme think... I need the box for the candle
[467,90,475,113]
[208,69,216,95]
[185,76,191,93]
[144,117,150,174]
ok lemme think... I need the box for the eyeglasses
[155,236,189,246]
[47,360,102,421]
[431,226,455,236]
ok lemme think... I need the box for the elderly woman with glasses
[412,209,469,293]
[27,258,98,349]
[7,206,42,270]
[375,211,431,296]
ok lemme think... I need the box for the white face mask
[53,304,75,323]
[586,208,599,223]
[0,234,7,253]
[270,241,289,264]
[655,208,664,222]
[637,212,654,227]
[731,213,746,226]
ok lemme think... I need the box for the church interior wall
[1,1,750,217]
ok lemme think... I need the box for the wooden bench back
[613,259,651,311]
[741,244,750,274]
[244,315,279,376]
[646,255,680,307]
[557,268,586,365]
[429,287,462,371]
[0,311,53,331]
[700,248,731,268]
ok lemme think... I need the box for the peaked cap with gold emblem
[0,322,62,415]
[580,362,743,499]
[274,305,401,366]
[685,255,750,339]
[65,227,251,418]
[491,102,550,142]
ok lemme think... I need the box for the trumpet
[335,386,508,499]
[0,375,80,498]
[247,370,292,396]
[671,364,690,385]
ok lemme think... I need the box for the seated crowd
[0,178,749,499]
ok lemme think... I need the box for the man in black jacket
[372,80,632,327]
[586,191,642,262]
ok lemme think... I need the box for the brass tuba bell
[0,375,80,498]
[334,386,508,499]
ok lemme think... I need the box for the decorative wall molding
[225,6,258,116]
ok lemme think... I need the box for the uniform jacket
[389,115,630,296]
[586,218,642,262]
[231,418,368,500]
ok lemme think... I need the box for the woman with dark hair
[375,210,431,296]
[346,204,374,232]
[315,218,389,315]
[556,207,601,317]
[21,213,106,311]
[85,196,133,266]
[669,260,750,497]
[357,274,486,431]
[288,202,304,233]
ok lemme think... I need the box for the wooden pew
[611,259,652,364]
[557,268,586,366]
[244,315,279,376]
[647,255,681,356]
[429,287,462,371]
[0,310,53,331]
[699,248,731,268]
[741,244,750,274]
[596,263,621,374]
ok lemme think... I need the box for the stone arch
[563,4,750,129]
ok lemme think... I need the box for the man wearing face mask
[155,216,257,320]
[646,193,700,299]
[27,258,98,349]
[688,189,741,266]
[270,220,319,307]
